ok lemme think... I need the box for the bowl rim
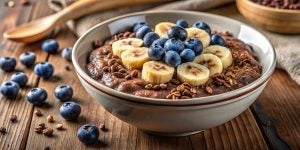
[239,0,300,14]
[72,10,276,106]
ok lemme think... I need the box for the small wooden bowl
[236,0,300,34]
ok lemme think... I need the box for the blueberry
[143,32,159,47]
[0,57,16,72]
[132,22,150,32]
[10,72,28,87]
[180,49,196,62]
[193,21,211,34]
[41,39,59,54]
[34,62,54,79]
[55,84,73,102]
[151,38,168,47]
[211,34,226,46]
[167,26,187,41]
[0,81,20,99]
[19,52,36,67]
[60,102,81,121]
[136,26,152,39]
[26,88,47,105]
[148,45,165,61]
[164,38,185,53]
[61,47,72,61]
[164,51,181,67]
[184,38,203,55]
[176,19,189,28]
[77,124,99,145]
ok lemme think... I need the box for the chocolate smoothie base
[86,31,262,100]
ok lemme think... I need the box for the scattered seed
[145,84,153,90]
[10,114,17,123]
[190,88,197,94]
[206,86,213,94]
[153,85,161,90]
[99,123,105,131]
[125,74,132,80]
[47,115,54,123]
[34,110,42,117]
[55,124,63,130]
[34,127,43,134]
[38,123,46,129]
[0,127,6,134]
[130,70,138,77]
[43,128,54,137]
[159,84,167,89]
[102,66,110,72]
[119,68,127,74]
[113,72,125,78]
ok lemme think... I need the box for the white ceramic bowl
[72,10,276,136]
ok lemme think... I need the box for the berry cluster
[133,19,226,67]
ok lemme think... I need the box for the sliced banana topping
[177,62,210,86]
[186,27,210,48]
[155,22,175,38]
[193,54,223,76]
[204,45,233,68]
[112,38,143,57]
[142,61,175,84]
[121,47,150,69]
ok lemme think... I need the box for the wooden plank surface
[1,0,299,150]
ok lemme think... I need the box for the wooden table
[0,1,299,149]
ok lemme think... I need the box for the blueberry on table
[26,87,47,105]
[164,51,181,67]
[19,52,36,67]
[132,22,150,32]
[60,102,81,121]
[193,21,211,35]
[34,62,54,79]
[184,38,203,55]
[211,34,226,46]
[136,26,152,39]
[61,47,73,61]
[10,72,28,87]
[167,26,187,41]
[41,39,59,54]
[164,38,185,53]
[148,45,165,61]
[0,57,16,72]
[176,19,189,28]
[55,84,73,102]
[0,81,20,99]
[143,32,160,47]
[151,38,168,47]
[77,124,99,145]
[180,49,196,62]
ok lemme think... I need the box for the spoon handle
[55,0,174,24]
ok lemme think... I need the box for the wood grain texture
[256,70,300,149]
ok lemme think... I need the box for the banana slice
[142,61,175,84]
[121,47,150,69]
[204,45,233,68]
[112,38,143,56]
[177,62,210,86]
[193,54,223,76]
[186,27,210,48]
[155,22,175,38]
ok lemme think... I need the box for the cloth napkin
[49,0,300,85]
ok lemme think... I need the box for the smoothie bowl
[72,10,276,136]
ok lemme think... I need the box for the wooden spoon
[3,0,174,43]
